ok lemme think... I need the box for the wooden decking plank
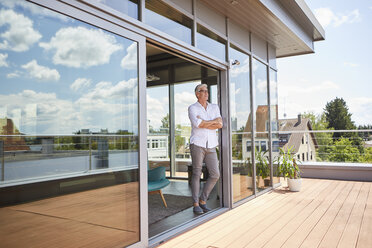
[244,180,343,248]
[356,182,372,248]
[338,182,370,248]
[318,182,363,248]
[164,182,292,244]
[254,180,348,248]
[211,180,331,247]
[299,181,355,248]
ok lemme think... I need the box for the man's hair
[195,83,208,93]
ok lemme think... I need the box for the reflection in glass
[270,69,280,184]
[0,1,139,247]
[99,0,138,19]
[253,58,270,191]
[196,24,226,62]
[147,85,170,175]
[229,46,253,202]
[145,0,192,44]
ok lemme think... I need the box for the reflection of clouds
[0,77,139,134]
[230,58,250,78]
[175,91,196,125]
[39,26,122,68]
[80,78,137,100]
[0,52,8,67]
[257,79,267,93]
[22,60,60,82]
[147,95,167,129]
[121,43,137,70]
[0,0,69,22]
[70,78,92,92]
[270,79,278,104]
[0,9,42,52]
[6,70,21,78]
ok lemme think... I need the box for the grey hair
[194,83,208,93]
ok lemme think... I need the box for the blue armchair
[148,166,170,207]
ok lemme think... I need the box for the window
[260,141,267,152]
[145,0,192,44]
[302,137,304,144]
[247,140,252,152]
[99,0,138,19]
[197,24,226,61]
[302,153,305,161]
[273,141,279,152]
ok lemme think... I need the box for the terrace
[159,178,372,248]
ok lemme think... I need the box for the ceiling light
[231,59,240,66]
[146,74,160,82]
[231,0,239,5]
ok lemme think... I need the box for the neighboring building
[0,118,29,151]
[0,0,324,247]
[279,115,318,162]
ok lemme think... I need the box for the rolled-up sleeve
[188,106,202,128]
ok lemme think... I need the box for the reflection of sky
[175,81,199,126]
[253,59,268,106]
[0,1,138,135]
[229,47,250,130]
[144,8,191,45]
[147,85,169,130]
[196,32,225,62]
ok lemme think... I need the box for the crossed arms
[198,116,223,130]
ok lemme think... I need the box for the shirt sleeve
[214,104,222,119]
[188,105,202,128]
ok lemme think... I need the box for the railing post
[89,136,92,171]
[307,133,310,161]
[1,140,4,181]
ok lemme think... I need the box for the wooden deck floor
[159,178,372,248]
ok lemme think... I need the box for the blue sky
[277,0,372,126]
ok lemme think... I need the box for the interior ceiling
[198,0,317,58]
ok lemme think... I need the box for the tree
[327,137,361,162]
[302,112,333,161]
[324,97,355,139]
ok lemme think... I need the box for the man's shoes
[199,203,211,212]
[193,205,204,214]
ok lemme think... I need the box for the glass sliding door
[229,45,254,203]
[252,58,271,191]
[0,1,144,247]
[270,69,280,184]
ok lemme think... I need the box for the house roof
[279,117,318,153]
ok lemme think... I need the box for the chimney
[297,114,302,124]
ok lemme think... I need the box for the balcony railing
[0,134,138,185]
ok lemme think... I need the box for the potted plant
[239,158,253,189]
[255,148,270,188]
[277,146,302,191]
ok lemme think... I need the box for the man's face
[196,86,209,102]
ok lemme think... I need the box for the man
[188,83,222,214]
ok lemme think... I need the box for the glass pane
[270,69,280,184]
[99,0,138,19]
[229,46,254,202]
[253,58,270,191]
[174,81,199,178]
[147,85,170,175]
[0,1,139,246]
[145,0,192,45]
[196,24,226,62]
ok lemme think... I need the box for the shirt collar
[196,101,209,109]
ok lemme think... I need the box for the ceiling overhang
[199,0,325,58]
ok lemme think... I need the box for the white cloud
[6,71,21,78]
[257,79,267,93]
[70,78,92,92]
[230,58,250,78]
[0,9,42,52]
[39,26,122,68]
[79,78,137,100]
[348,97,372,125]
[280,80,339,98]
[344,62,359,67]
[22,60,60,82]
[174,91,196,125]
[147,95,167,129]
[314,8,361,28]
[121,43,137,70]
[0,52,8,67]
[0,0,69,22]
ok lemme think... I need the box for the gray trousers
[190,144,220,203]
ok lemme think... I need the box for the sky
[277,0,372,126]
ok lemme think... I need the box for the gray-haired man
[188,83,222,214]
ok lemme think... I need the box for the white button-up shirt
[188,101,221,148]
